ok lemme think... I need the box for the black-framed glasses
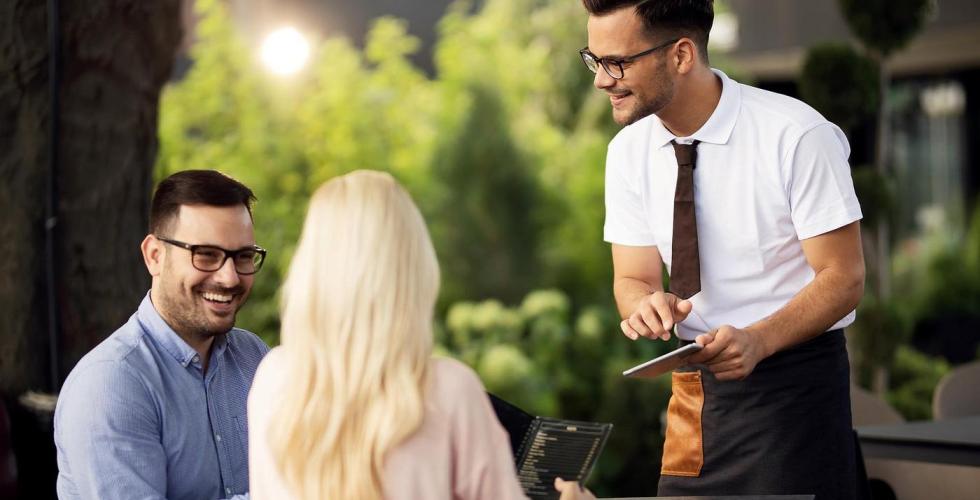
[156,236,267,275]
[579,38,680,79]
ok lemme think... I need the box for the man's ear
[673,38,698,75]
[141,234,164,277]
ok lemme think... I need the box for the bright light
[260,27,311,76]
[709,12,738,52]
[920,82,966,118]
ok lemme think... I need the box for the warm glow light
[260,27,311,75]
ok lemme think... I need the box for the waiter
[579,0,865,498]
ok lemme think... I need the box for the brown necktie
[670,140,701,299]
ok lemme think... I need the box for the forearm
[613,276,662,318]
[745,266,863,357]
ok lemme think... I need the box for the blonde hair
[269,170,440,499]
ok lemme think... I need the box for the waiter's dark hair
[150,170,256,236]
[582,0,714,62]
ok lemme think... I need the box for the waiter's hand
[685,325,769,381]
[555,477,597,500]
[620,291,693,341]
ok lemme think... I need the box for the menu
[489,394,612,500]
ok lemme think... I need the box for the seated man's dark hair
[149,170,256,236]
[582,0,714,62]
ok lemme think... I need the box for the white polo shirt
[604,69,863,340]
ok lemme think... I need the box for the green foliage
[159,0,621,317]
[799,43,879,134]
[838,0,932,57]
[966,201,980,278]
[429,83,543,305]
[854,201,980,393]
[433,0,618,306]
[851,167,895,230]
[851,293,914,389]
[892,200,980,322]
[886,345,950,420]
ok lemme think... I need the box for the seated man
[55,170,270,500]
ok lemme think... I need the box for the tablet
[622,343,703,378]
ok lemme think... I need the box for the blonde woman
[248,170,593,500]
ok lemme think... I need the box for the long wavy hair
[268,170,440,499]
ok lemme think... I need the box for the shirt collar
[649,68,741,148]
[137,292,228,369]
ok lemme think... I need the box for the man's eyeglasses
[156,237,267,275]
[579,38,680,80]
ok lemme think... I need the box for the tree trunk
[870,53,892,395]
[0,0,182,396]
[874,55,891,303]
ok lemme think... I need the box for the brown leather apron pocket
[661,370,704,477]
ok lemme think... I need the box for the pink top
[248,349,528,500]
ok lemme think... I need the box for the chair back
[850,384,904,426]
[933,360,980,420]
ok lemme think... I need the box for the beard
[155,258,247,340]
[616,60,675,126]
[156,280,246,339]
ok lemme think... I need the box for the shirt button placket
[206,376,230,496]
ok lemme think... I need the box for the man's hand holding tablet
[623,343,703,378]
[620,291,693,341]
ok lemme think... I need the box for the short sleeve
[785,123,863,239]
[603,139,657,246]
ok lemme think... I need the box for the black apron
[657,329,858,500]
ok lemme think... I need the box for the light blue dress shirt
[54,293,269,500]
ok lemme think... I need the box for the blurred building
[710,0,980,365]
[721,0,980,243]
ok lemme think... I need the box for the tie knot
[671,140,699,168]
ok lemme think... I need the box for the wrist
[745,324,777,358]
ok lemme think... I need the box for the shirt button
[192,355,200,363]
[215,433,222,442]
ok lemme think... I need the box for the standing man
[580,1,865,498]
[55,170,270,500]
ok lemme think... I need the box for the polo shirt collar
[649,68,741,148]
[137,292,227,368]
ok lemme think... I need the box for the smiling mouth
[202,292,234,304]
[608,91,631,104]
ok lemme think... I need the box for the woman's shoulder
[428,357,489,402]
[250,346,288,400]
[431,356,484,385]
[257,345,287,373]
